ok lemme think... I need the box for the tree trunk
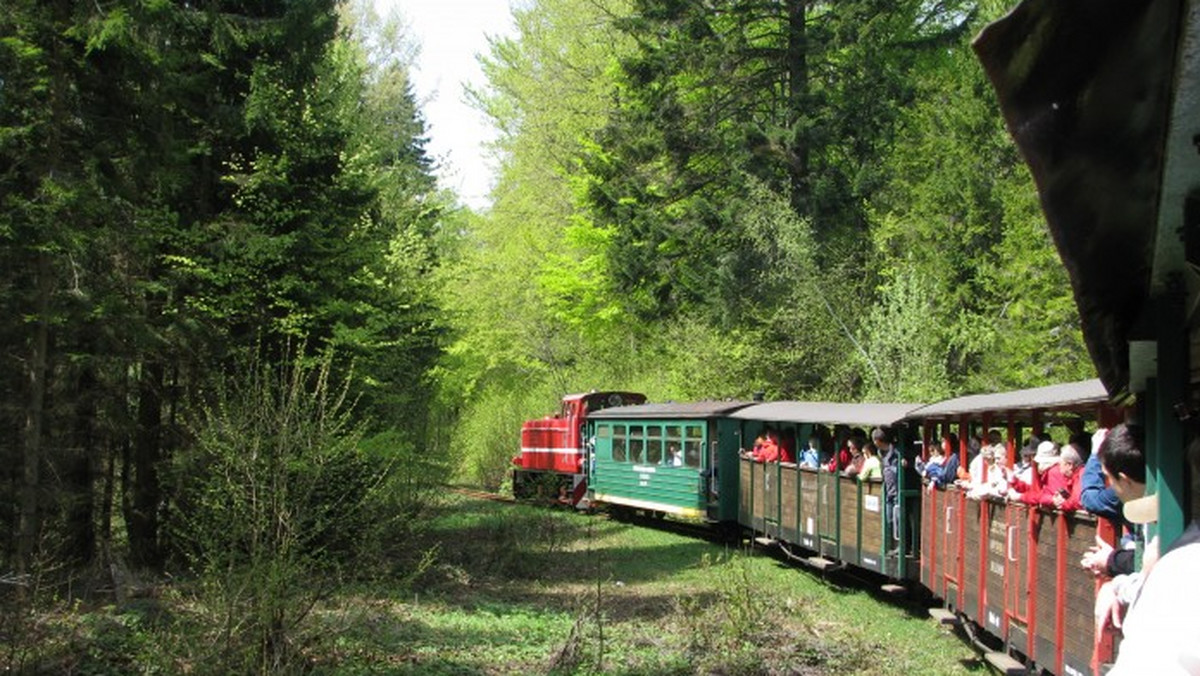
[786,0,810,220]
[128,360,164,569]
[18,252,52,578]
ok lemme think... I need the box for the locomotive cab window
[612,425,627,462]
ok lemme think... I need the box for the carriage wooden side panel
[1032,511,1059,672]
[818,470,840,559]
[858,479,885,572]
[780,465,799,543]
[799,468,819,550]
[839,475,861,565]
[1062,514,1101,676]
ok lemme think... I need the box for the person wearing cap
[1007,440,1059,500]
[1107,436,1200,675]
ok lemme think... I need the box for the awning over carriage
[973,0,1190,399]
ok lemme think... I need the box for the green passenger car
[587,401,751,521]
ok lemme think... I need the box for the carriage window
[646,425,662,464]
[629,425,644,464]
[613,425,626,462]
[666,426,682,466]
[597,424,611,438]
[684,426,703,468]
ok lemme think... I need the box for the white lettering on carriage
[633,465,657,473]
[864,495,880,513]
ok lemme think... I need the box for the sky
[374,0,518,210]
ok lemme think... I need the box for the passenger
[668,443,683,467]
[799,435,821,468]
[932,433,960,489]
[1033,444,1084,511]
[843,437,866,477]
[1007,440,1052,498]
[825,439,853,473]
[754,435,780,463]
[858,442,882,481]
[956,434,983,483]
[1010,438,1038,485]
[778,429,797,464]
[915,443,945,484]
[1080,427,1123,524]
[876,426,909,552]
[967,449,1009,500]
[1106,436,1200,675]
[1081,425,1146,579]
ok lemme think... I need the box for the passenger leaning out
[752,429,781,463]
[1007,440,1059,500]
[1034,444,1085,511]
[858,443,882,481]
[967,447,1009,500]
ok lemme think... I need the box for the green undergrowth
[311,494,980,675]
[5,495,981,674]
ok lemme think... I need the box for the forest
[0,0,1092,671]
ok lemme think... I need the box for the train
[514,382,1126,675]
[510,5,1200,675]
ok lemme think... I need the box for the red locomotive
[512,390,645,506]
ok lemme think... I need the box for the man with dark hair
[1108,437,1200,674]
[1081,424,1147,577]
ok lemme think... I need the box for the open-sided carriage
[729,402,923,579]
[910,379,1125,674]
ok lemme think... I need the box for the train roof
[588,401,753,419]
[906,379,1108,419]
[974,1,1189,399]
[728,401,922,427]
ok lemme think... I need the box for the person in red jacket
[752,429,781,463]
[1028,443,1085,511]
[825,437,854,472]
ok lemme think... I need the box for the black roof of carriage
[905,379,1108,419]
[728,401,922,427]
[974,0,1190,399]
[588,401,753,419]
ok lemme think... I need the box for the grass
[306,494,982,675]
[4,494,982,674]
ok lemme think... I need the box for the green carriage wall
[589,416,741,522]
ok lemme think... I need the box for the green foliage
[167,349,394,672]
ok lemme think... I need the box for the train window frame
[646,425,663,464]
[665,425,683,466]
[629,425,644,464]
[613,424,627,462]
[684,425,703,468]
[596,424,611,439]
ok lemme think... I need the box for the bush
[166,349,395,673]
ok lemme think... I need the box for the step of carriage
[983,650,1027,675]
[753,536,777,548]
[927,607,960,626]
[805,555,839,571]
[879,583,906,596]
